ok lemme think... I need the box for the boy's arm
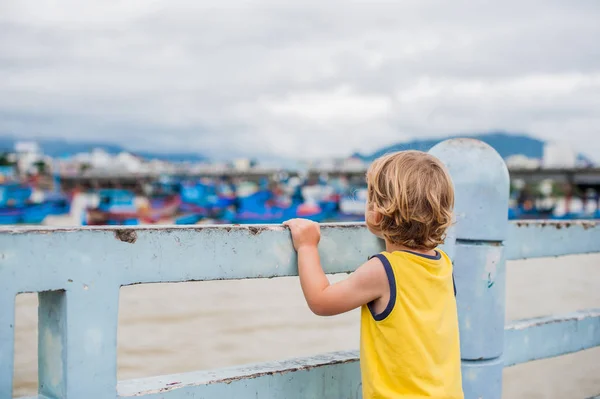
[297,246,387,316]
[283,218,388,317]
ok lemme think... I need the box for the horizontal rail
[0,223,384,294]
[18,306,600,399]
[19,353,361,399]
[113,311,600,397]
[504,309,600,367]
[118,351,361,398]
[506,220,600,260]
[1,220,599,294]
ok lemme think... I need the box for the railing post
[430,139,510,399]
[38,284,120,399]
[0,291,15,398]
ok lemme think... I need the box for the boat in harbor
[217,182,339,224]
[178,180,236,215]
[85,189,180,225]
[0,183,66,224]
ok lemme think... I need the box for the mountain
[0,136,207,163]
[1,132,593,166]
[352,132,593,165]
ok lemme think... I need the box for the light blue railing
[1,138,599,399]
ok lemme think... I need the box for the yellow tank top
[360,250,463,399]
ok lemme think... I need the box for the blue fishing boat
[0,183,54,224]
[86,189,180,225]
[221,203,330,224]
[176,180,236,222]
[219,184,333,224]
[85,189,140,225]
[43,173,71,216]
[43,192,72,215]
[508,189,556,220]
[508,204,556,220]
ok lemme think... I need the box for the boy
[283,150,463,399]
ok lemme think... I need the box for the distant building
[505,154,541,169]
[146,159,176,174]
[310,159,335,171]
[232,158,252,171]
[115,152,143,173]
[14,141,40,155]
[542,142,577,169]
[14,141,44,175]
[340,156,368,172]
[304,156,368,172]
[63,148,145,174]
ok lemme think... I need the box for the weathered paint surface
[38,291,67,398]
[0,291,15,399]
[506,220,600,260]
[453,243,506,360]
[37,287,120,398]
[0,224,385,294]
[431,138,510,399]
[1,220,597,295]
[504,309,600,367]
[1,223,384,399]
[429,138,510,241]
[2,138,600,399]
[460,358,503,399]
[119,351,361,398]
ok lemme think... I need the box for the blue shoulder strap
[370,255,457,297]
[452,274,456,297]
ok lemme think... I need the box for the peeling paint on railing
[504,309,600,367]
[118,351,360,398]
[506,220,600,260]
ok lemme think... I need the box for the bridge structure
[55,165,600,195]
[1,138,599,398]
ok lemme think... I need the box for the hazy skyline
[2,1,599,161]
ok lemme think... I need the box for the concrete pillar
[430,138,510,399]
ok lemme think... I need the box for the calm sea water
[11,254,600,399]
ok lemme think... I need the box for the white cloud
[260,86,392,122]
[1,0,599,160]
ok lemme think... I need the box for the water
[11,254,600,398]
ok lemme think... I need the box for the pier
[2,138,599,398]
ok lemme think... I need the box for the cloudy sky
[1,0,599,161]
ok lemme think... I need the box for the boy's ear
[367,209,383,224]
[366,210,385,239]
[374,211,383,223]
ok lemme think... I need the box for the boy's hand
[283,218,320,251]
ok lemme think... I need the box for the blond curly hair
[365,150,454,250]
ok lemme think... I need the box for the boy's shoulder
[377,249,454,280]
[376,248,452,263]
